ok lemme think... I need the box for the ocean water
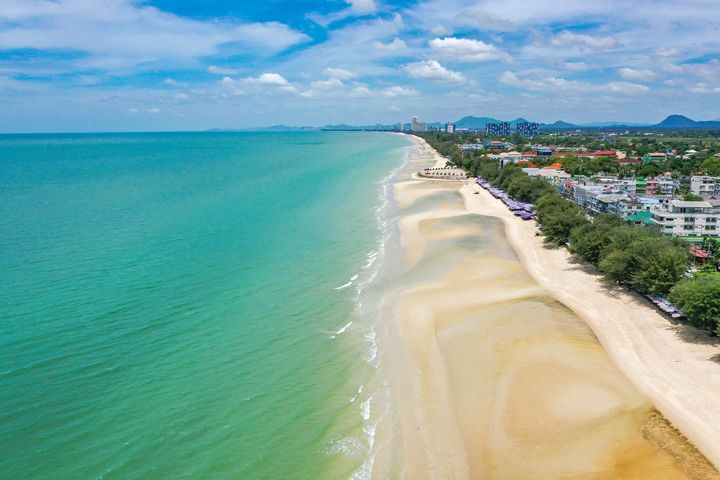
[0,131,411,479]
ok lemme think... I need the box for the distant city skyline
[1,0,720,132]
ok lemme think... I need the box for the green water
[0,131,411,479]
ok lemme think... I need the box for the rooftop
[670,200,713,208]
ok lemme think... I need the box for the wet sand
[377,135,719,479]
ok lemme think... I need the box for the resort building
[411,116,427,132]
[516,122,539,137]
[485,122,510,136]
[652,200,720,237]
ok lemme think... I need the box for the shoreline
[381,135,719,478]
[451,159,720,471]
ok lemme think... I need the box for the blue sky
[1,0,720,132]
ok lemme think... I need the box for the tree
[570,214,625,265]
[507,175,553,203]
[627,238,690,294]
[700,157,720,176]
[683,192,704,201]
[670,274,720,334]
[535,194,588,244]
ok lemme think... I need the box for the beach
[379,134,720,479]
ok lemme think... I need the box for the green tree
[670,274,720,334]
[535,194,588,244]
[683,192,703,201]
[506,175,553,203]
[570,214,625,265]
[700,157,720,176]
[628,238,689,294]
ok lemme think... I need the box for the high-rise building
[445,123,455,133]
[411,116,427,132]
[485,122,510,136]
[516,122,539,137]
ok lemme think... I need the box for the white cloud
[689,83,720,94]
[347,0,377,14]
[429,37,509,62]
[605,81,650,94]
[309,0,378,26]
[0,0,309,72]
[564,61,589,71]
[208,65,240,75]
[245,73,296,92]
[656,47,680,58]
[500,71,649,95]
[373,37,407,51]
[404,59,465,83]
[174,92,189,100]
[551,31,620,50]
[324,68,357,80]
[382,86,418,98]
[163,78,185,87]
[618,67,655,81]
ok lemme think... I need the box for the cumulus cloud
[551,31,620,50]
[219,72,296,95]
[245,73,296,91]
[404,59,465,83]
[324,68,357,80]
[429,37,509,62]
[618,67,655,81]
[373,37,407,51]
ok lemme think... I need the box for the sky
[1,0,720,132]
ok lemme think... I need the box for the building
[643,152,668,164]
[516,122,539,137]
[411,116,427,132]
[652,200,720,237]
[485,122,510,136]
[445,123,455,133]
[691,176,720,198]
[489,151,523,167]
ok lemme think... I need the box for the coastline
[459,180,720,471]
[378,134,719,479]
[412,130,720,472]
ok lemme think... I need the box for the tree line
[454,153,720,336]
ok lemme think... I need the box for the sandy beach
[382,134,720,479]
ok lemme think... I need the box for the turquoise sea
[0,132,411,479]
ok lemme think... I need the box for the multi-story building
[690,175,720,198]
[516,122,539,137]
[485,122,510,136]
[445,123,455,133]
[652,200,720,237]
[411,116,427,132]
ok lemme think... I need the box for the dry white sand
[459,179,720,472]
[382,135,718,479]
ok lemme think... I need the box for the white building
[690,175,720,198]
[652,200,720,237]
[489,151,522,167]
[411,116,427,132]
[445,123,455,133]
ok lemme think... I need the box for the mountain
[653,115,699,129]
[542,120,578,130]
[454,116,502,129]
[649,115,720,129]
